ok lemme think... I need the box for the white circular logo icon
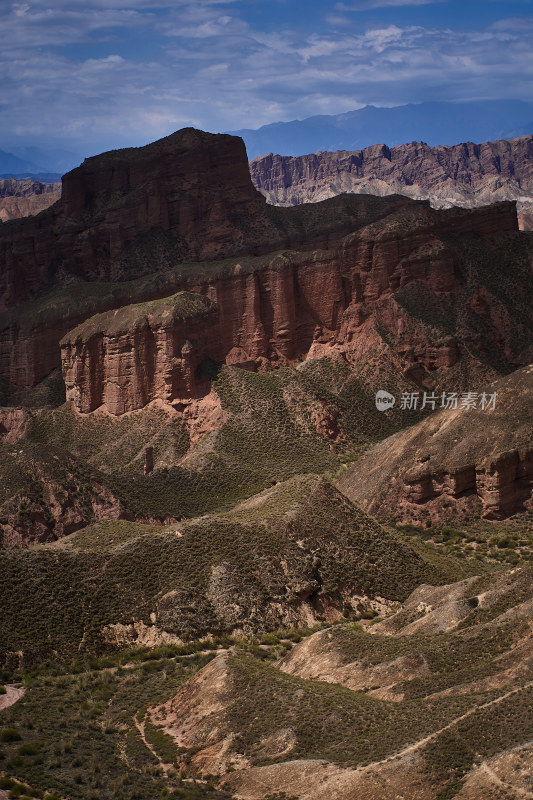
[375,390,396,412]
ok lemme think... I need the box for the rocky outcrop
[0,129,269,313]
[0,127,527,405]
[61,292,217,414]
[0,178,61,199]
[0,178,61,221]
[250,134,533,230]
[338,365,533,522]
[59,199,523,414]
[0,128,417,389]
[0,444,126,547]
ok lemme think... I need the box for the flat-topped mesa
[61,292,216,414]
[0,128,275,312]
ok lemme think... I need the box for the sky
[1,0,533,157]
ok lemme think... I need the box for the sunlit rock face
[250,134,533,230]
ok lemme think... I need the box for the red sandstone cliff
[250,135,533,230]
[61,292,217,414]
[0,129,272,313]
[0,129,421,390]
[0,127,528,409]
[59,199,524,416]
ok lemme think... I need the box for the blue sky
[1,0,532,156]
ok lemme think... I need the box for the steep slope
[0,442,125,548]
[0,475,469,672]
[251,134,533,230]
[337,365,533,524]
[144,567,533,800]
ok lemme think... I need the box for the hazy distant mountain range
[3,99,533,179]
[0,145,82,180]
[231,99,533,160]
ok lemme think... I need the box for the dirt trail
[477,762,533,799]
[134,712,174,778]
[0,685,25,712]
[354,679,533,775]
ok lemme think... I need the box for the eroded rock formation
[338,365,533,522]
[60,199,522,414]
[0,129,416,389]
[0,178,61,222]
[250,134,533,230]
[61,292,216,414]
[0,127,529,412]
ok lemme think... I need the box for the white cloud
[0,1,532,154]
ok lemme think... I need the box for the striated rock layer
[0,128,419,389]
[59,199,523,415]
[61,292,217,414]
[0,178,61,222]
[0,128,267,312]
[250,134,533,230]
[0,178,61,200]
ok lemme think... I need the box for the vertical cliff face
[59,199,524,416]
[0,125,527,405]
[61,293,217,414]
[0,130,413,391]
[0,128,281,313]
[59,127,267,268]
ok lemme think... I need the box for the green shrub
[1,727,22,742]
[18,742,39,755]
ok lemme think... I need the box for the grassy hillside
[0,476,482,675]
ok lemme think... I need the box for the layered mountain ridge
[0,178,61,222]
[1,127,533,800]
[251,134,533,231]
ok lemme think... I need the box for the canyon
[250,134,533,231]
[0,128,529,417]
[1,127,533,800]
